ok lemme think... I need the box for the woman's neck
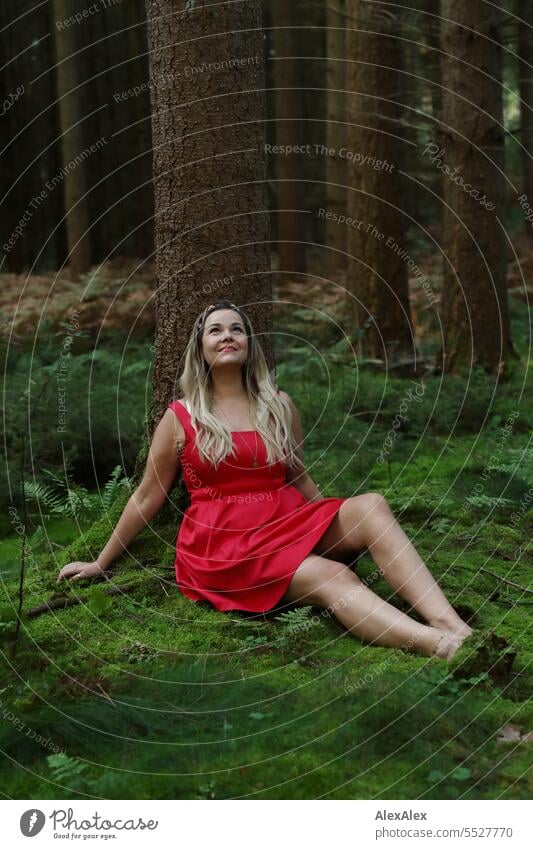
[210,370,247,402]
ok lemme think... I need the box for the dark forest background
[0,1,531,802]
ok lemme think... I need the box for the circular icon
[20,809,45,837]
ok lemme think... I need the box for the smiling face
[201,308,248,370]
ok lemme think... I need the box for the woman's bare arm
[57,408,184,581]
[280,390,323,502]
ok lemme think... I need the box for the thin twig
[26,580,152,619]
[480,568,533,595]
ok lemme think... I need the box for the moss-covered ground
[1,303,531,799]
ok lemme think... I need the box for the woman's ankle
[428,613,473,636]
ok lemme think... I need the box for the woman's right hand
[56,561,108,583]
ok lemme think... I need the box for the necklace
[212,400,260,467]
[248,431,260,468]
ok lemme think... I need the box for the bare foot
[432,630,472,660]
[430,617,473,640]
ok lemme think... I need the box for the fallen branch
[26,580,151,619]
[480,568,533,595]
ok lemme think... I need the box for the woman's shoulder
[166,398,189,436]
[168,397,189,412]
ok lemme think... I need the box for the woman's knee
[311,560,361,607]
[352,492,391,533]
[359,491,390,515]
[283,555,356,606]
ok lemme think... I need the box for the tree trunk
[0,1,62,273]
[421,0,443,203]
[326,0,347,268]
[52,0,91,280]
[439,1,516,376]
[271,0,307,275]
[518,0,533,216]
[346,1,416,371]
[126,0,154,260]
[145,0,272,434]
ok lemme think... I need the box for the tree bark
[271,0,307,275]
[0,1,62,273]
[346,1,416,371]
[326,0,347,267]
[52,0,91,280]
[518,0,533,218]
[421,0,443,203]
[145,0,272,432]
[439,1,516,376]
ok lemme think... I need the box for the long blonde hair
[178,299,306,471]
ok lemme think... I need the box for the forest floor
[2,228,531,342]
[1,354,531,799]
[0,253,531,799]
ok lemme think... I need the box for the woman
[58,299,474,660]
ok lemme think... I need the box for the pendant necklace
[213,400,260,467]
[248,431,260,468]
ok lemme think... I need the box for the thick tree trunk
[145,0,272,432]
[346,1,416,371]
[271,0,307,275]
[326,0,347,267]
[518,0,533,215]
[439,1,516,376]
[52,0,91,281]
[0,1,62,273]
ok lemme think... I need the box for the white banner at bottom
[3,799,529,848]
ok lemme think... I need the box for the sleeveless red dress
[167,398,348,613]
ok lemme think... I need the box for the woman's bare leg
[279,553,456,658]
[314,494,473,637]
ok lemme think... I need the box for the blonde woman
[58,299,474,659]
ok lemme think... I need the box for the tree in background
[145,0,273,432]
[52,0,91,280]
[82,0,153,262]
[271,0,307,275]
[325,0,347,269]
[346,0,416,372]
[0,0,63,273]
[439,1,516,376]
[518,0,533,221]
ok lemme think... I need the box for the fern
[102,464,130,511]
[46,753,89,790]
[465,494,515,510]
[275,605,316,635]
[22,480,67,520]
[498,447,533,483]
[23,466,130,524]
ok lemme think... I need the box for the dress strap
[167,400,192,444]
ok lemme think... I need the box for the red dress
[167,399,348,613]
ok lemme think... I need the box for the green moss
[1,361,532,800]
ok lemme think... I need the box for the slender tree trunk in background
[326,0,347,268]
[398,28,421,223]
[421,0,443,202]
[126,0,154,260]
[346,1,416,372]
[439,1,516,376]
[272,0,307,275]
[518,0,533,218]
[84,1,111,261]
[145,0,272,431]
[0,1,61,273]
[52,0,91,281]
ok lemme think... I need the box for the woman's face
[201,308,248,370]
